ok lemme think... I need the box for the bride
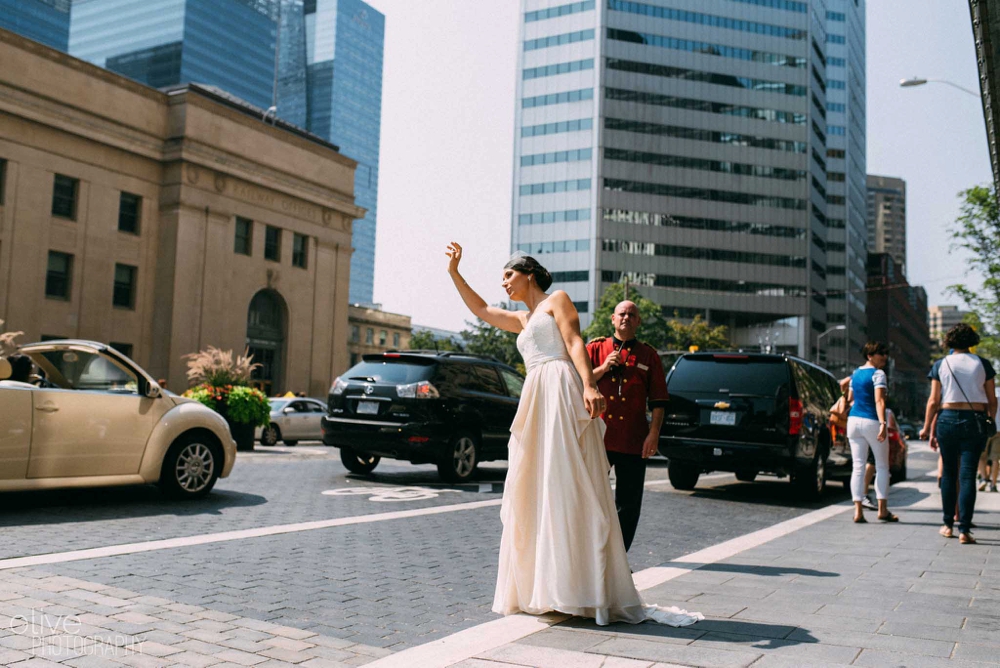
[446,243,702,627]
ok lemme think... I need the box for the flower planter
[228,418,256,452]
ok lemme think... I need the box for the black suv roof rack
[379,350,504,364]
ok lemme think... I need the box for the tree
[948,185,1000,365]
[582,282,669,349]
[462,313,521,370]
[409,329,462,352]
[582,282,729,351]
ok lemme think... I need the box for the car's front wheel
[261,424,280,446]
[340,447,380,474]
[160,433,222,499]
[438,433,478,482]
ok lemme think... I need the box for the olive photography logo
[9,609,144,658]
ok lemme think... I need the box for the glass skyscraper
[0,0,71,51]
[305,0,384,305]
[511,0,865,359]
[66,0,384,305]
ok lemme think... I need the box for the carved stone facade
[0,29,364,397]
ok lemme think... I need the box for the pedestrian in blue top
[919,323,997,544]
[846,341,898,523]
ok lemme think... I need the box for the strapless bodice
[517,310,571,372]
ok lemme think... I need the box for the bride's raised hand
[446,242,463,275]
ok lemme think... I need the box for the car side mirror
[145,382,161,399]
[282,407,296,414]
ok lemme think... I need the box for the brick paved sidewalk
[450,473,1000,668]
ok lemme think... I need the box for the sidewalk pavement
[446,449,1000,668]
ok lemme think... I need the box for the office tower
[0,0,71,51]
[928,304,970,344]
[866,174,906,274]
[306,0,385,305]
[66,0,384,305]
[823,0,867,372]
[511,1,864,360]
[69,0,288,112]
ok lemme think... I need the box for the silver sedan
[256,398,327,446]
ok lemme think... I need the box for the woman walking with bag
[919,323,997,543]
[846,342,897,523]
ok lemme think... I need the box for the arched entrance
[246,289,287,396]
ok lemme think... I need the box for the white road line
[364,500,855,668]
[0,498,503,570]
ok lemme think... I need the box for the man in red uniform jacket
[586,300,668,551]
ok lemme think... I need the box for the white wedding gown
[492,310,703,627]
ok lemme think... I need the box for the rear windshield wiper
[348,376,377,382]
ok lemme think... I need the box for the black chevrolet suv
[658,352,851,499]
[322,351,524,482]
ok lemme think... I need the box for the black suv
[658,352,851,499]
[322,351,524,482]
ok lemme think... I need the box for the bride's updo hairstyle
[504,254,553,291]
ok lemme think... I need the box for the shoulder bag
[943,356,997,437]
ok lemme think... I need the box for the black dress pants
[606,450,647,552]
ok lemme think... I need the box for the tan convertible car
[0,340,236,498]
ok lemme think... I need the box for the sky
[365,0,992,333]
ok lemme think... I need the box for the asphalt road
[0,442,872,653]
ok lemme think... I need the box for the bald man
[587,301,669,551]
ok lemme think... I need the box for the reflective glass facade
[0,0,71,51]
[64,0,384,306]
[306,0,384,305]
[511,0,861,356]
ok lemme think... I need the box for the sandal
[853,515,867,524]
[939,525,954,538]
[877,513,899,523]
[960,533,977,545]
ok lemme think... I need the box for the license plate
[356,401,379,415]
[710,411,737,426]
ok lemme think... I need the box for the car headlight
[331,377,348,395]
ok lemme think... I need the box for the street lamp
[899,77,981,98]
[816,325,846,365]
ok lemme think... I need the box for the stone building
[866,253,931,420]
[0,29,364,397]
[347,304,412,367]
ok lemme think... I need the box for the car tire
[340,447,380,474]
[261,424,280,446]
[438,433,479,483]
[667,460,700,490]
[793,448,827,500]
[159,433,222,499]
[283,440,298,446]
[735,468,758,483]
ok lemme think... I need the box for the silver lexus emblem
[364,384,374,395]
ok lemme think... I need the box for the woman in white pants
[846,341,898,523]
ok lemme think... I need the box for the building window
[118,192,141,234]
[393,332,400,347]
[518,208,591,226]
[292,233,308,268]
[0,159,6,206]
[379,330,387,346]
[521,87,594,108]
[45,251,73,300]
[113,263,137,309]
[264,225,281,262]
[350,325,360,342]
[109,342,133,358]
[235,217,253,255]
[51,174,78,219]
[366,328,374,344]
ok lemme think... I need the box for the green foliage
[409,329,463,352]
[462,312,522,370]
[182,383,271,427]
[949,185,1000,364]
[582,282,729,351]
